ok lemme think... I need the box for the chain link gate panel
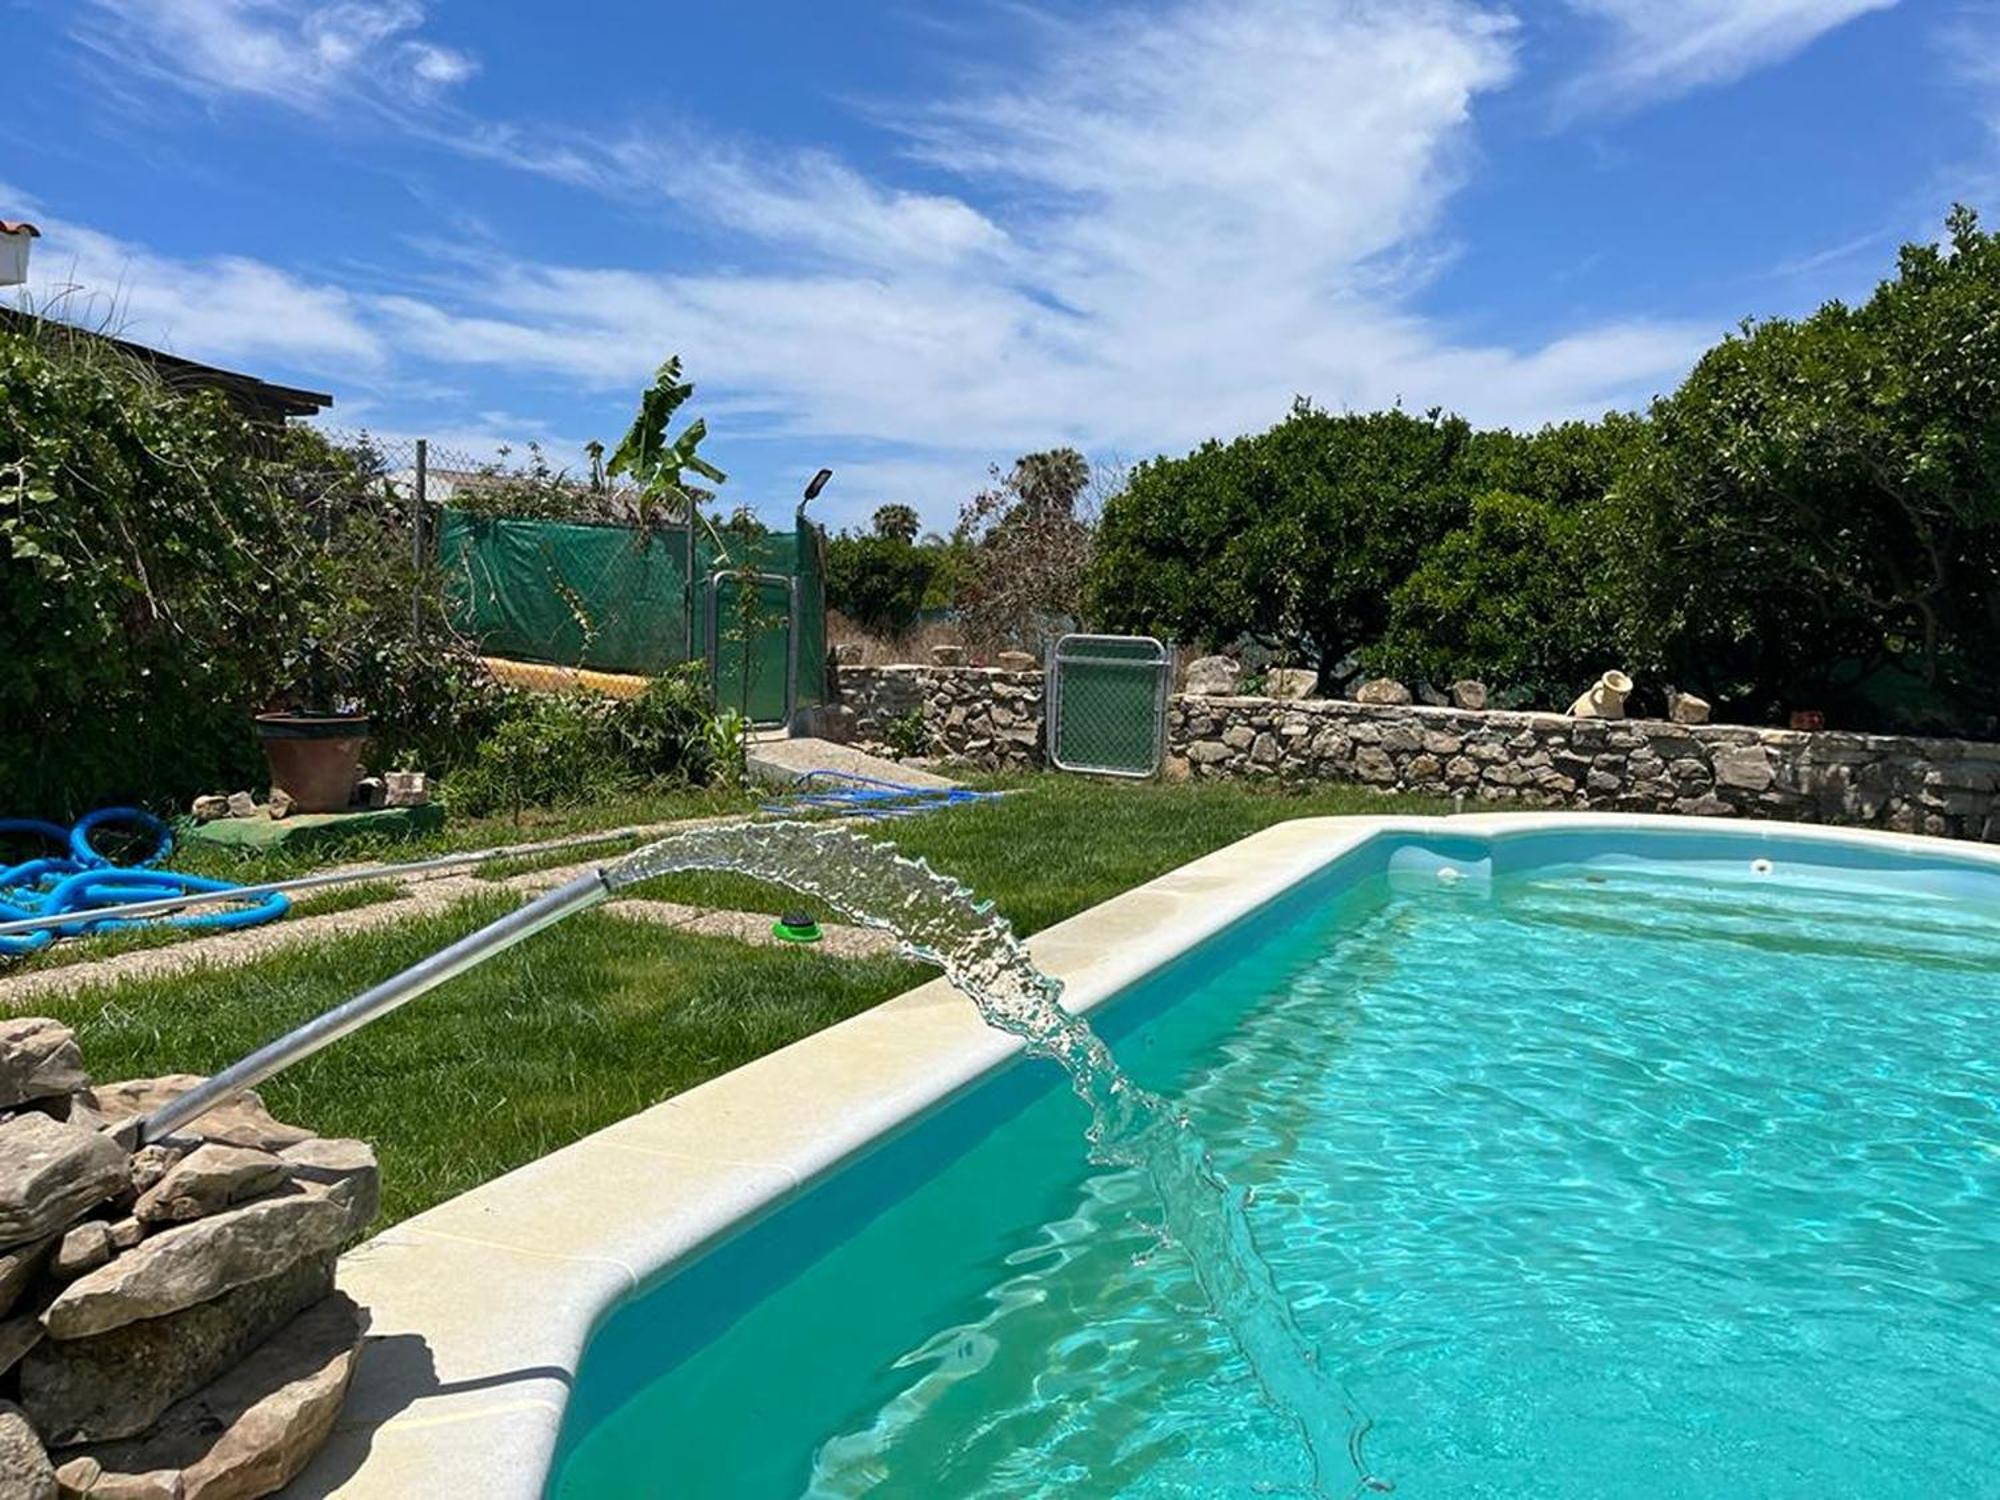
[1047,635,1171,777]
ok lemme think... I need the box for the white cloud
[1938,5,2000,143]
[41,0,1727,525]
[76,0,477,117]
[15,200,384,371]
[353,0,1708,481]
[1560,0,1897,112]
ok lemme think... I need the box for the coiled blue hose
[0,808,290,957]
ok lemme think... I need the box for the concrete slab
[746,737,958,790]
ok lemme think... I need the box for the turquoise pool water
[550,829,2000,1498]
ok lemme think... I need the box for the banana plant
[605,356,727,532]
[605,356,729,661]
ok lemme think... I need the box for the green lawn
[32,775,1448,1226]
[168,784,760,886]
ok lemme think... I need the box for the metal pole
[686,499,698,680]
[411,437,429,641]
[135,870,611,1144]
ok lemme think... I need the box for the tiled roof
[0,221,40,237]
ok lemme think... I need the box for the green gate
[1047,634,1171,777]
[707,570,796,726]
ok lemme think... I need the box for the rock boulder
[0,1401,54,1500]
[42,1194,350,1342]
[0,1022,88,1111]
[1265,668,1318,701]
[1353,678,1412,706]
[134,1148,289,1228]
[0,1118,128,1251]
[22,1257,334,1445]
[57,1292,363,1500]
[1182,656,1241,697]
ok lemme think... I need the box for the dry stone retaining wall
[836,665,1044,773]
[835,664,2000,840]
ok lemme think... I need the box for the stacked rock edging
[833,664,2000,840]
[0,1022,373,1500]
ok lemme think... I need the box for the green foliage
[0,322,317,814]
[1090,404,1475,672]
[1371,489,1621,706]
[1614,205,2000,729]
[884,708,930,759]
[605,357,727,529]
[442,667,718,819]
[871,504,920,544]
[704,707,752,788]
[1091,209,2000,732]
[825,531,941,634]
[435,442,617,524]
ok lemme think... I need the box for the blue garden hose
[759,771,1001,820]
[0,808,290,957]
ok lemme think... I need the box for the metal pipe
[134,870,612,1144]
[0,822,682,941]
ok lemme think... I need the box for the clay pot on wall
[253,713,371,813]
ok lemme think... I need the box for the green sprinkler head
[772,910,824,944]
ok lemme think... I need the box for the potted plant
[254,614,372,814]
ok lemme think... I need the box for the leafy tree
[1010,448,1090,519]
[825,531,937,635]
[958,450,1098,653]
[1617,205,2000,730]
[1089,404,1476,672]
[1371,489,1624,705]
[604,357,727,526]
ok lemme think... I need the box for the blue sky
[4,0,1995,529]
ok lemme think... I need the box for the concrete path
[747,736,958,790]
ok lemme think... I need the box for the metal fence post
[412,437,428,641]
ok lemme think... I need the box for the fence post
[411,437,428,641]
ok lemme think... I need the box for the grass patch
[36,774,1447,1228]
[47,894,923,1226]
[169,784,758,886]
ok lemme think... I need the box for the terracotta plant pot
[254,713,371,813]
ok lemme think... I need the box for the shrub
[441,666,718,818]
[1090,406,1475,674]
[0,321,319,815]
[1613,205,2000,731]
[884,708,930,759]
[1370,490,1624,707]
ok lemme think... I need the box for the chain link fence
[292,428,828,720]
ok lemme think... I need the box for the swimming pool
[541,821,1999,1498]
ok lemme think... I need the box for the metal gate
[1046,634,1171,777]
[706,570,797,727]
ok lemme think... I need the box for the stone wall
[836,665,1044,772]
[1170,697,2000,839]
[833,664,2000,840]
